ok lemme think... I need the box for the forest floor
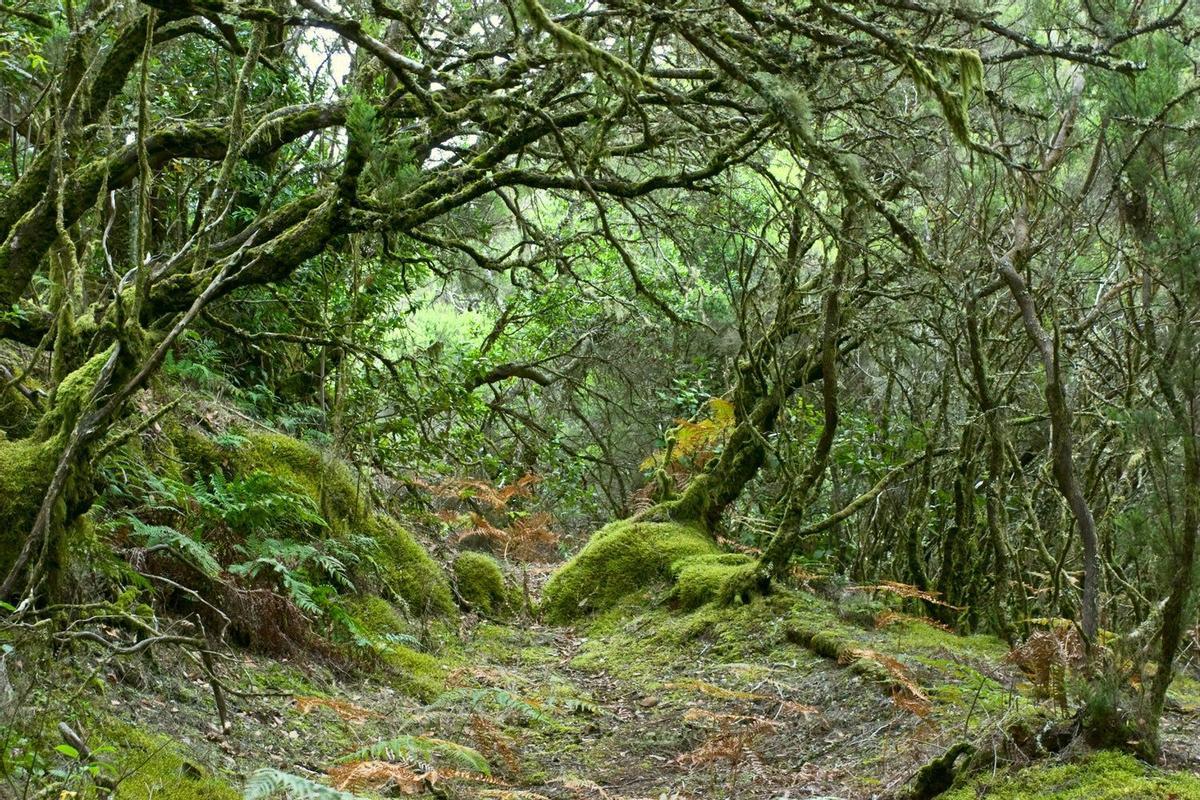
[85,563,1200,800]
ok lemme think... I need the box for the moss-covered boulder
[238,431,366,531]
[166,426,367,530]
[162,424,455,618]
[369,514,455,617]
[453,551,515,616]
[541,520,719,622]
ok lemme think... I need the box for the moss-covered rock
[541,520,719,622]
[162,424,454,619]
[163,427,365,530]
[369,514,455,617]
[239,431,365,532]
[164,422,225,480]
[940,750,1200,800]
[454,551,514,616]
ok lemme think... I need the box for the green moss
[164,422,225,480]
[35,347,114,439]
[909,742,975,799]
[340,594,447,699]
[0,382,37,437]
[0,350,115,571]
[541,520,718,622]
[0,437,57,570]
[239,431,365,531]
[569,590,820,684]
[454,551,514,616]
[940,751,1200,800]
[669,552,759,610]
[369,514,455,616]
[880,618,1009,661]
[1169,674,1200,712]
[163,424,454,620]
[96,720,239,800]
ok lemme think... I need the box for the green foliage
[236,432,366,531]
[125,516,220,578]
[243,768,358,800]
[340,734,490,775]
[229,537,354,615]
[189,470,327,537]
[905,47,985,145]
[332,594,446,697]
[434,686,550,723]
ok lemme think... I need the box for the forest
[0,0,1198,797]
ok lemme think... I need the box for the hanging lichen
[900,46,985,146]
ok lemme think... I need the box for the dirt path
[105,585,1200,799]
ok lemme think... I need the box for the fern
[435,687,548,723]
[126,516,220,578]
[243,768,360,799]
[188,471,326,536]
[544,694,603,716]
[340,735,490,775]
[329,602,419,652]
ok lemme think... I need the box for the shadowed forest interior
[1,0,1199,797]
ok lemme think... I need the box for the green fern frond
[340,735,490,775]
[126,516,221,578]
[435,687,548,722]
[243,767,359,799]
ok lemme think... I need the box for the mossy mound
[541,520,720,622]
[940,750,1200,800]
[369,514,455,617]
[339,594,447,699]
[670,552,760,610]
[163,424,455,619]
[238,431,365,532]
[97,720,239,799]
[453,551,515,616]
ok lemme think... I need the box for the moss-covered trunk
[664,406,776,532]
[0,348,120,600]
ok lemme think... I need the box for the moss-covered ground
[19,565,1198,799]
